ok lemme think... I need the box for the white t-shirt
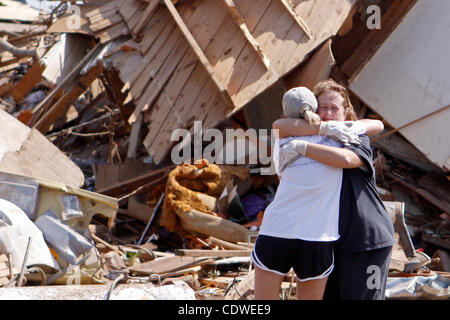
[260,122,367,241]
[259,135,343,241]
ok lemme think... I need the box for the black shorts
[251,234,334,282]
[323,246,393,300]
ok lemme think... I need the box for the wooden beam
[127,256,214,275]
[29,42,101,126]
[283,38,335,90]
[34,63,104,134]
[161,0,233,108]
[222,0,273,72]
[9,61,45,103]
[384,171,450,214]
[132,0,160,39]
[175,249,251,257]
[95,165,173,198]
[372,104,450,142]
[279,0,312,39]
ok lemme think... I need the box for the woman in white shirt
[252,79,384,300]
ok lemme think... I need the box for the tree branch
[0,36,38,59]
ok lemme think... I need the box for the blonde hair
[313,79,358,121]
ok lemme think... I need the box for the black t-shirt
[335,135,395,254]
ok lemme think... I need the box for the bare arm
[358,119,384,136]
[272,118,319,138]
[304,143,363,168]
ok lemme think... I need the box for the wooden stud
[222,0,272,71]
[9,61,45,103]
[34,63,104,134]
[162,0,232,108]
[132,0,160,39]
[279,0,312,38]
[175,249,251,257]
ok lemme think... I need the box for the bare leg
[296,276,329,300]
[254,265,284,300]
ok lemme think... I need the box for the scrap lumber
[175,249,251,257]
[207,237,251,251]
[383,171,449,214]
[161,0,232,108]
[95,165,173,198]
[225,269,254,300]
[341,0,417,81]
[127,255,214,275]
[30,42,102,126]
[0,36,38,59]
[0,77,13,98]
[279,0,312,38]
[132,0,160,39]
[372,104,450,142]
[283,38,335,90]
[222,0,272,71]
[160,267,202,283]
[34,63,105,134]
[9,61,45,103]
[0,109,85,187]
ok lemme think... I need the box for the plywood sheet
[0,109,84,187]
[349,0,450,169]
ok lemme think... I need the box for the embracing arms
[273,118,383,169]
[272,118,384,138]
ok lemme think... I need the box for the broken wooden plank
[283,38,335,90]
[142,0,230,156]
[29,42,102,126]
[95,165,173,198]
[127,255,214,275]
[175,249,251,257]
[372,104,450,143]
[126,114,143,160]
[9,61,45,103]
[132,0,160,38]
[208,237,250,251]
[422,234,450,251]
[0,111,85,187]
[225,269,254,300]
[34,63,104,134]
[384,171,450,213]
[138,5,172,55]
[128,21,180,102]
[222,0,272,71]
[162,0,232,107]
[279,0,312,38]
[98,21,130,43]
[0,77,13,98]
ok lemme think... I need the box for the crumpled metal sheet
[386,274,450,300]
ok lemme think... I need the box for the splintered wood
[84,0,356,165]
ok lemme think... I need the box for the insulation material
[162,160,257,243]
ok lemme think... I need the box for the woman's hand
[319,121,361,145]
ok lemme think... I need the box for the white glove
[277,140,308,174]
[343,121,366,135]
[319,121,361,145]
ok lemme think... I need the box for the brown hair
[313,79,358,121]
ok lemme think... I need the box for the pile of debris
[0,0,448,300]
